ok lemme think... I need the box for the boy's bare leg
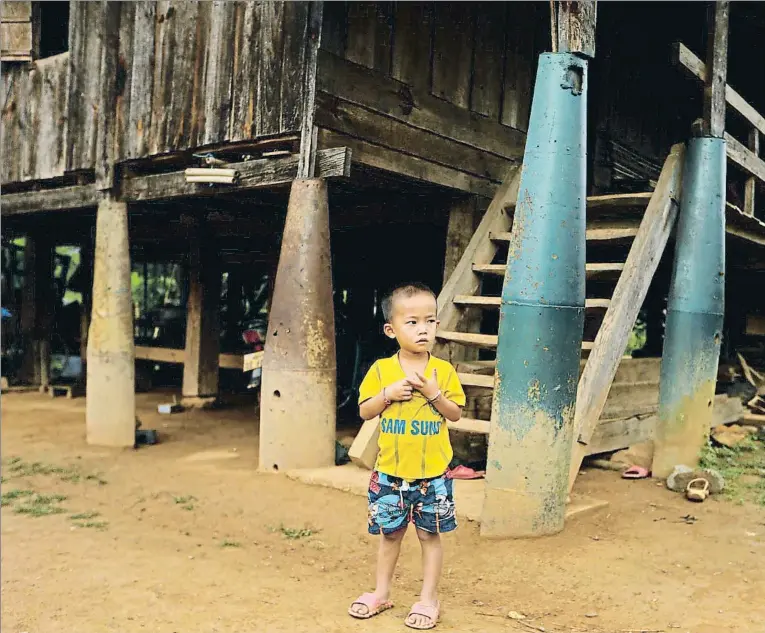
[350,527,406,616]
[407,528,443,627]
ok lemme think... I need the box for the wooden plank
[568,144,686,494]
[432,3,474,109]
[702,1,729,138]
[673,42,765,137]
[2,185,100,216]
[746,314,765,336]
[66,1,102,172]
[448,417,490,435]
[202,1,236,146]
[345,2,393,74]
[586,192,653,209]
[229,2,261,141]
[317,50,526,161]
[433,167,521,353]
[453,295,611,309]
[744,129,760,217]
[390,2,432,90]
[296,2,323,179]
[555,0,597,58]
[113,2,136,165]
[471,3,506,120]
[280,0,310,134]
[1,1,32,21]
[436,331,498,350]
[95,1,122,190]
[315,94,510,182]
[135,346,243,370]
[122,147,351,203]
[126,2,156,159]
[33,54,69,181]
[443,197,479,285]
[320,1,347,57]
[318,130,496,198]
[725,132,765,184]
[502,3,536,132]
[458,373,495,389]
[491,227,640,243]
[258,1,286,137]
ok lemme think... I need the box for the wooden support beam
[725,132,765,184]
[673,43,765,137]
[702,1,729,138]
[182,227,222,400]
[2,148,352,215]
[122,147,351,203]
[135,346,244,370]
[567,144,685,493]
[86,196,135,447]
[744,129,760,217]
[296,1,324,179]
[1,185,100,216]
[553,1,598,58]
[18,234,53,387]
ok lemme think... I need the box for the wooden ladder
[434,145,686,491]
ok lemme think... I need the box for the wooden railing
[673,42,765,218]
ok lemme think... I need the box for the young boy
[348,282,465,630]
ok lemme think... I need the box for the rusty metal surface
[263,179,336,372]
[654,137,725,478]
[260,178,337,471]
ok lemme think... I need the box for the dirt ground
[2,392,764,633]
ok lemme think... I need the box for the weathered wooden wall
[315,2,547,197]
[2,0,312,185]
[1,52,69,183]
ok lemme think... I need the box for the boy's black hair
[381,282,437,322]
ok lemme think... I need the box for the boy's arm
[428,393,462,422]
[359,392,388,420]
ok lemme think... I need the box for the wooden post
[224,268,244,349]
[181,228,222,404]
[18,234,53,387]
[744,129,759,217]
[79,231,94,382]
[702,1,729,138]
[86,196,135,447]
[553,1,598,58]
[442,195,482,364]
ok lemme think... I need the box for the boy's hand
[409,368,440,401]
[384,378,414,402]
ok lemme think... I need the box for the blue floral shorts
[367,471,457,535]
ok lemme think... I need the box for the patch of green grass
[2,457,105,485]
[220,539,241,548]
[11,492,68,517]
[272,524,318,540]
[700,438,765,505]
[73,520,108,530]
[173,495,197,504]
[70,511,100,520]
[1,489,35,505]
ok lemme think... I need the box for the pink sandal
[405,600,440,630]
[348,592,393,619]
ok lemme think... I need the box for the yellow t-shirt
[358,354,466,480]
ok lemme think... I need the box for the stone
[666,465,725,494]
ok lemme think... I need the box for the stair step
[504,192,652,212]
[456,357,661,383]
[447,418,490,434]
[490,227,639,243]
[453,295,611,310]
[437,330,595,351]
[457,373,495,388]
[473,262,625,279]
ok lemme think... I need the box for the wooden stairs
[435,144,686,490]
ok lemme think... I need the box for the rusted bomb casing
[259,179,337,472]
[653,137,725,478]
[482,53,587,538]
